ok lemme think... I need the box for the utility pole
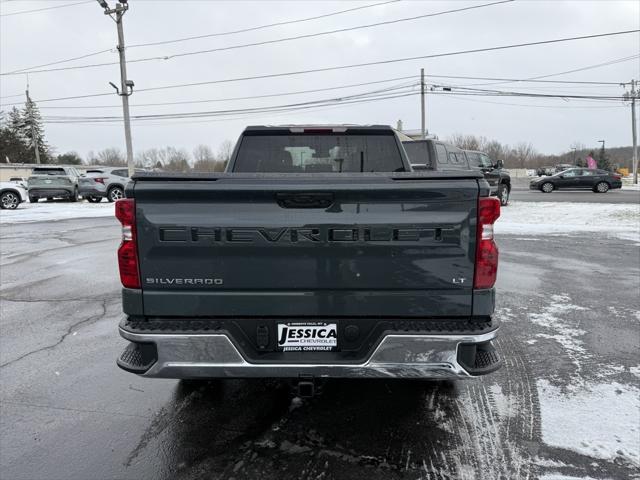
[623,79,638,184]
[97,0,134,177]
[420,68,426,139]
[25,87,40,164]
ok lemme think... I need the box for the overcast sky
[1,0,639,159]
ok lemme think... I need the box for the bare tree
[164,147,191,172]
[447,133,481,151]
[96,148,125,166]
[192,144,219,172]
[193,144,214,162]
[512,142,536,168]
[483,140,504,162]
[85,150,98,165]
[217,139,234,164]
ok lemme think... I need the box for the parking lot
[0,194,638,480]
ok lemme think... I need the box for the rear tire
[86,196,102,203]
[498,184,510,206]
[107,186,124,202]
[0,191,19,210]
[594,181,609,193]
[540,182,554,193]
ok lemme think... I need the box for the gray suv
[27,166,82,202]
[79,167,133,203]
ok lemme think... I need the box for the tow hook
[295,375,316,398]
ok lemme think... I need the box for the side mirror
[559,175,564,179]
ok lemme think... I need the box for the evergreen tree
[0,126,30,163]
[56,152,83,165]
[22,95,50,163]
[7,107,25,139]
[597,145,611,171]
[0,109,30,163]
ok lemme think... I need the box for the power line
[1,0,515,76]
[0,0,91,17]
[441,94,626,109]
[42,91,420,123]
[133,30,640,93]
[0,92,24,100]
[425,72,632,86]
[433,83,627,100]
[34,75,421,109]
[2,49,635,109]
[460,54,640,87]
[2,0,399,74]
[40,87,631,124]
[5,49,114,76]
[129,0,401,49]
[0,47,632,109]
[42,86,420,122]
[128,0,515,64]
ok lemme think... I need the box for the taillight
[94,177,106,184]
[613,174,621,180]
[115,198,140,288]
[474,197,501,289]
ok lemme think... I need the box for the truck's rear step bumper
[118,327,501,379]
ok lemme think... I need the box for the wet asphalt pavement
[1,211,639,479]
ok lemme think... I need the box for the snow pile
[537,379,640,466]
[0,201,115,224]
[622,183,640,191]
[496,201,640,242]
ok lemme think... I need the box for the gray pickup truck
[401,137,511,206]
[115,125,502,394]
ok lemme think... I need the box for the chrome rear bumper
[118,327,500,379]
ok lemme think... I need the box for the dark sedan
[530,168,622,193]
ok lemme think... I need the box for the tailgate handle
[276,193,334,209]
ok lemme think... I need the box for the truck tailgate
[133,175,479,318]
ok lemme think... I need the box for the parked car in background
[530,168,622,193]
[554,163,575,174]
[79,167,134,203]
[0,182,28,209]
[536,166,554,176]
[9,177,28,190]
[27,166,82,202]
[399,136,511,205]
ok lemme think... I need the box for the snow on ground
[622,183,640,191]
[0,201,115,224]
[528,294,588,372]
[496,201,640,242]
[537,379,640,466]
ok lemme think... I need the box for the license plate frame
[276,322,338,352]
